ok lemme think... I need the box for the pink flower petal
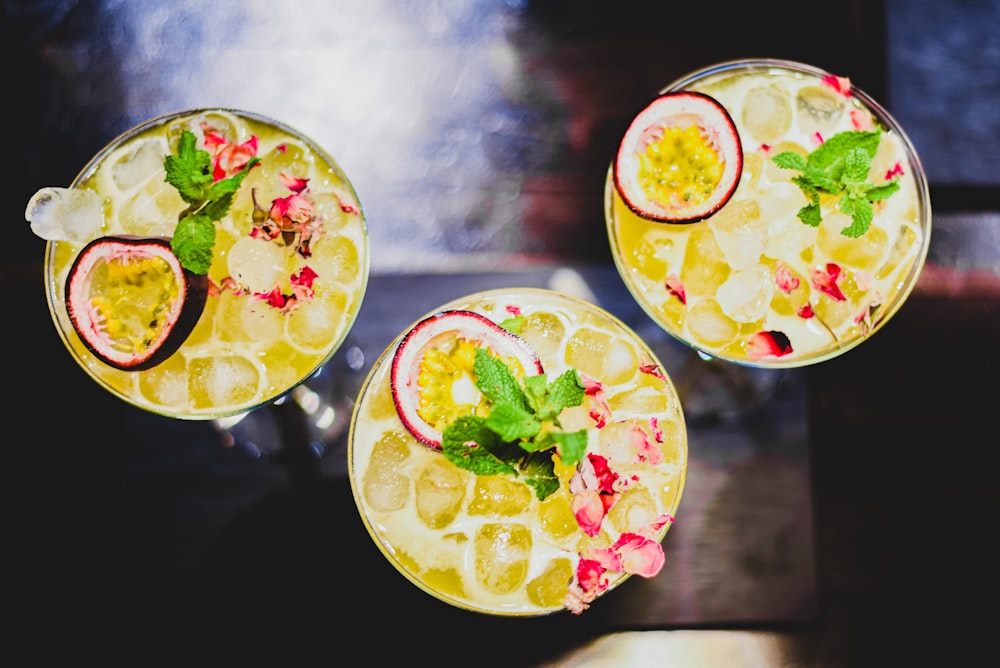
[572,490,607,537]
[629,422,663,465]
[747,331,793,358]
[775,261,800,292]
[821,74,852,96]
[612,532,666,578]
[665,273,686,304]
[280,172,310,193]
[812,263,847,301]
[576,558,608,594]
[850,109,874,131]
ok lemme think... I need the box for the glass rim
[607,58,933,369]
[43,107,371,420]
[346,286,688,616]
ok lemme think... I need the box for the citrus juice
[606,59,931,367]
[41,109,368,418]
[348,288,687,616]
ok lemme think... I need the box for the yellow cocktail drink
[30,109,368,418]
[349,288,687,616]
[606,59,931,367]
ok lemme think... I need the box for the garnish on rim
[771,129,901,238]
[614,91,743,224]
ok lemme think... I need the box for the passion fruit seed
[390,310,543,448]
[65,235,209,371]
[614,91,743,224]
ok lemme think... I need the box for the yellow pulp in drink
[45,110,368,418]
[607,64,929,366]
[349,289,687,615]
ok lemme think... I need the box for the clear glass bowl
[348,287,688,616]
[605,58,932,368]
[43,108,369,419]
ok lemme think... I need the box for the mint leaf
[805,130,881,180]
[546,370,585,412]
[162,130,259,275]
[437,346,593,501]
[171,213,215,275]
[771,151,806,171]
[473,347,531,410]
[164,131,212,204]
[843,146,871,182]
[773,129,899,238]
[839,195,873,238]
[519,451,559,501]
[866,181,901,203]
[499,315,525,334]
[550,429,588,466]
[200,191,235,223]
[485,401,541,442]
[441,415,517,476]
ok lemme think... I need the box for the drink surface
[349,289,687,616]
[606,60,931,367]
[44,110,368,418]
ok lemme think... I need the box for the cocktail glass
[606,59,931,367]
[31,109,369,420]
[348,287,687,616]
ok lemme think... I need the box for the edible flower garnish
[747,330,793,358]
[564,513,674,614]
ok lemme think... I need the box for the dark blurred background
[3,0,998,662]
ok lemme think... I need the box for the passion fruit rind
[65,235,209,371]
[390,309,543,449]
[614,90,743,224]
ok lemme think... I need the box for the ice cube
[111,138,167,192]
[686,297,739,347]
[188,355,260,409]
[716,264,774,323]
[680,225,730,297]
[603,338,639,386]
[537,488,578,543]
[287,290,347,351]
[519,311,565,360]
[118,179,185,236]
[474,522,531,594]
[227,236,288,293]
[606,485,659,533]
[25,187,103,243]
[414,458,467,529]
[235,297,283,342]
[526,557,573,608]
[707,199,766,270]
[362,430,412,512]
[741,85,793,143]
[310,233,361,285]
[467,475,532,517]
[795,85,846,137]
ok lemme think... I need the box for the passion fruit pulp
[390,310,543,449]
[614,91,743,224]
[65,235,209,371]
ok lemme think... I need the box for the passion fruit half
[65,235,209,371]
[614,91,743,224]
[390,310,544,449]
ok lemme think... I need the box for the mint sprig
[772,130,900,238]
[440,347,587,501]
[164,130,259,274]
